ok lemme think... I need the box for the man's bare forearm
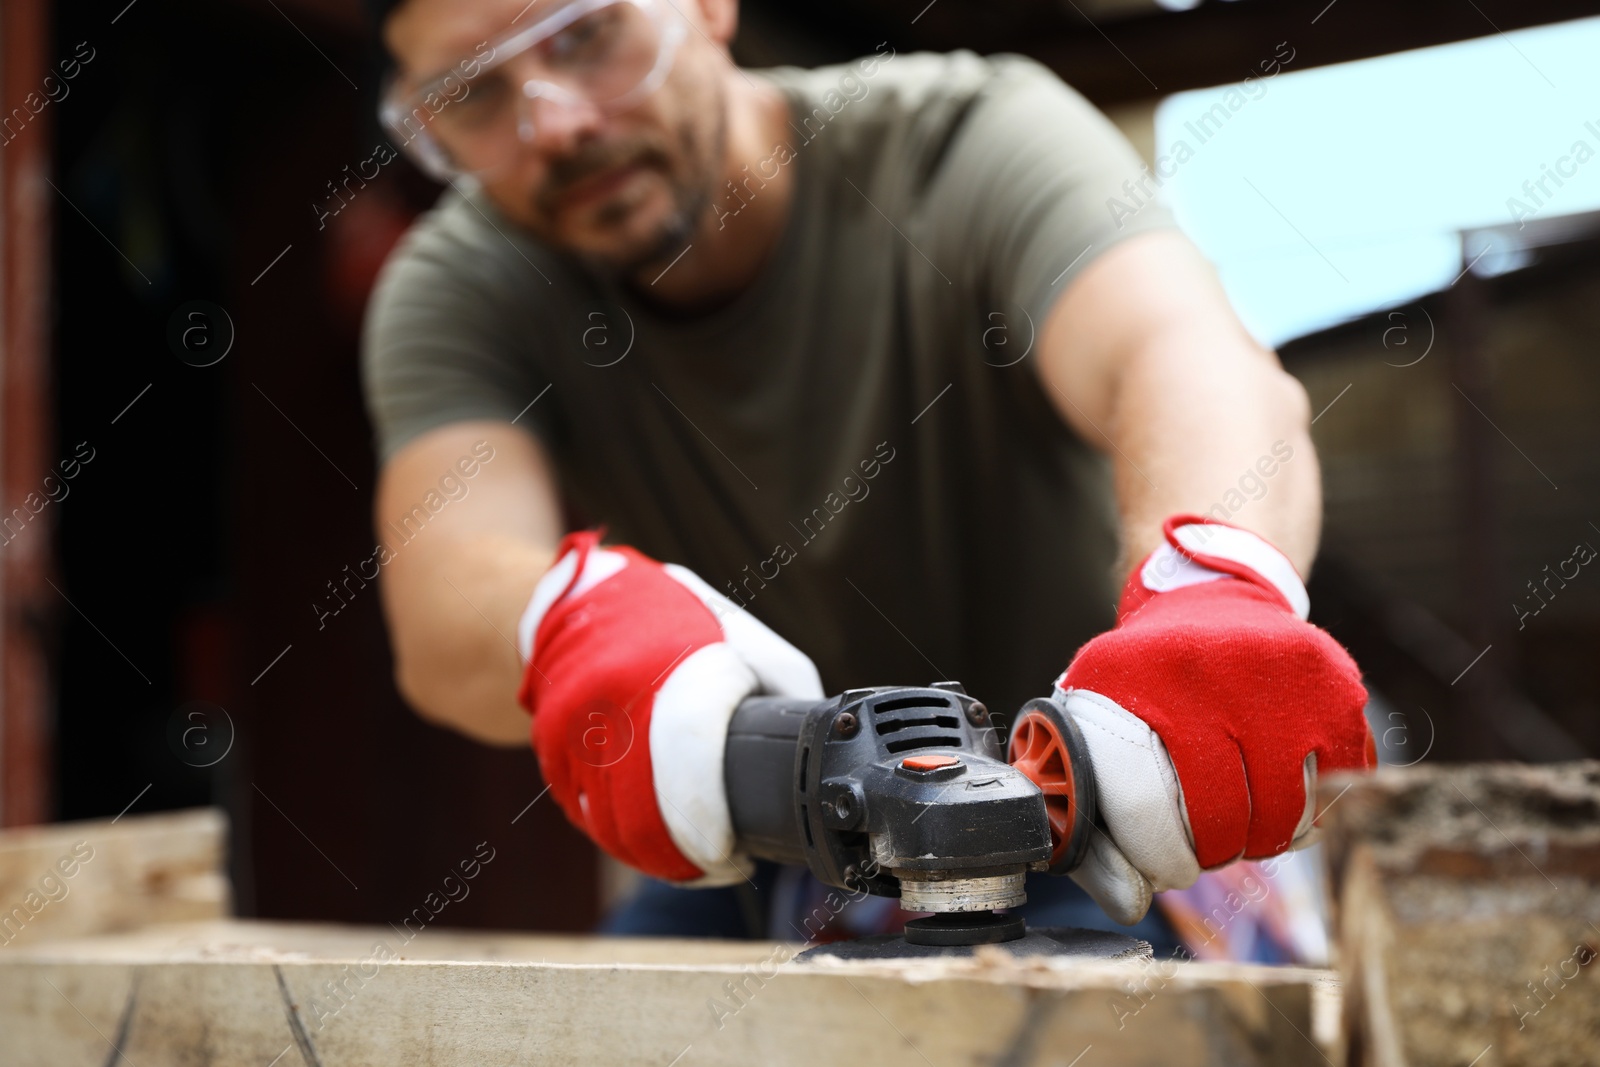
[1107,322,1319,577]
[375,422,563,746]
[382,534,555,745]
[1038,231,1322,584]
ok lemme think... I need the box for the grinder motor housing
[724,683,1056,916]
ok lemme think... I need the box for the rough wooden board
[0,808,228,948]
[0,919,1336,1067]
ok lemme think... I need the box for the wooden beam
[0,919,1336,1066]
[0,809,229,948]
[1320,764,1600,1067]
[744,0,1600,107]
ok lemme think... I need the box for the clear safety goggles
[380,0,687,181]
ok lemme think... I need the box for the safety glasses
[381,0,687,181]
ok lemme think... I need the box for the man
[361,0,1373,944]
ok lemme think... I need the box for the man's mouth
[553,161,650,214]
[537,137,677,226]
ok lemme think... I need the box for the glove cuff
[514,530,632,718]
[1123,514,1310,621]
[516,530,630,660]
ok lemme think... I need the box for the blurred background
[2,0,1596,934]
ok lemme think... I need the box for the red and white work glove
[1054,514,1375,924]
[515,531,822,885]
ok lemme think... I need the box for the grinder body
[724,683,1077,920]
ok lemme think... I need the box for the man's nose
[519,82,606,155]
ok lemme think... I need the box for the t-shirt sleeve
[927,54,1179,332]
[361,208,553,464]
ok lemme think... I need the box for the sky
[1152,16,1600,346]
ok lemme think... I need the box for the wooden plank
[0,808,228,948]
[0,918,1334,1066]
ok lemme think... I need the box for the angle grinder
[725,682,1147,959]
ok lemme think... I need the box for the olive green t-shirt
[362,50,1176,717]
